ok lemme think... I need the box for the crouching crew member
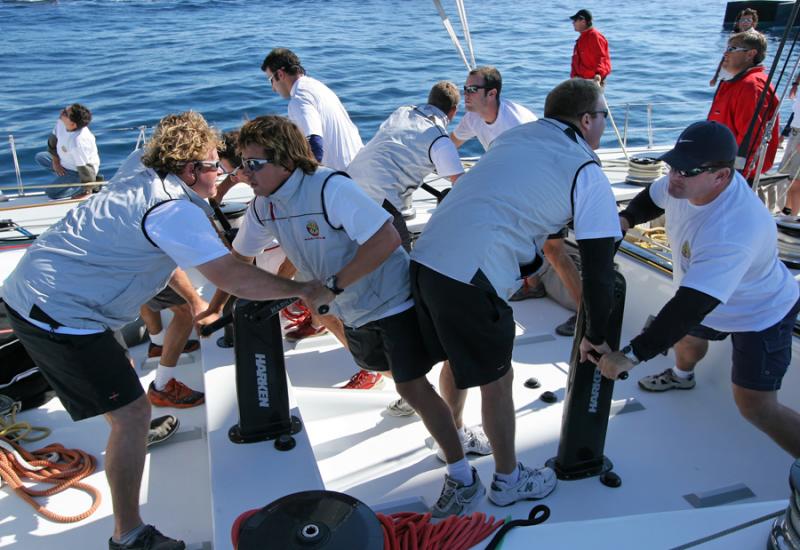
[229,115,468,518]
[600,121,800,458]
[3,111,324,550]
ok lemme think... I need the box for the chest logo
[681,241,691,260]
[306,221,320,237]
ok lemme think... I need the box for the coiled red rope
[378,511,505,550]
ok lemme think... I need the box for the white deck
[2,146,799,549]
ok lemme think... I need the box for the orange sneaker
[341,370,384,390]
[284,317,327,342]
[148,379,205,408]
[148,339,201,358]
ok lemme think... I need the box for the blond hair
[238,115,318,175]
[142,111,220,173]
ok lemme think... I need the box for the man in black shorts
[600,121,800,458]
[412,78,621,508]
[2,112,325,550]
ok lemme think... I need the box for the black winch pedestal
[228,298,302,445]
[546,271,626,481]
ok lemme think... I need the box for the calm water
[0,0,789,188]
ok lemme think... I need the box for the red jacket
[708,66,779,177]
[571,27,611,81]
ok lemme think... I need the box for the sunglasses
[194,160,224,172]
[241,158,273,172]
[672,166,724,178]
[725,46,752,53]
[463,85,489,94]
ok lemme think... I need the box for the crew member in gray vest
[410,78,621,511]
[3,112,325,550]
[347,80,464,251]
[227,115,469,518]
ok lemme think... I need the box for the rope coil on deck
[378,511,505,550]
[0,435,101,523]
[625,157,665,185]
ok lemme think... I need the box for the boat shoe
[108,525,185,550]
[436,426,493,462]
[431,467,485,518]
[147,415,180,448]
[147,340,200,358]
[509,279,546,301]
[488,463,557,507]
[638,368,696,392]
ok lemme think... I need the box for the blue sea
[0,0,791,188]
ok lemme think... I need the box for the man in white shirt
[412,78,621,510]
[35,103,100,200]
[230,115,470,518]
[601,121,800,458]
[4,112,325,550]
[261,47,363,171]
[450,66,537,152]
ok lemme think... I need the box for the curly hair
[238,115,318,175]
[142,111,220,174]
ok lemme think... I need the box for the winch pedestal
[546,271,626,480]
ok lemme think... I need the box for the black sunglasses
[463,85,490,94]
[672,165,726,178]
[241,158,273,172]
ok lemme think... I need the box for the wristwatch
[325,275,344,295]
[620,344,640,366]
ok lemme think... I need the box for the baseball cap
[659,121,737,171]
[570,9,593,22]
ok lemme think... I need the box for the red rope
[377,511,505,550]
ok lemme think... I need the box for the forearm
[543,240,581,305]
[335,221,400,289]
[577,237,616,344]
[449,132,465,149]
[168,268,204,311]
[630,287,720,361]
[215,176,238,202]
[619,188,664,228]
[47,134,58,157]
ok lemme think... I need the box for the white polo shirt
[53,119,100,171]
[650,172,799,332]
[452,98,537,151]
[288,75,364,170]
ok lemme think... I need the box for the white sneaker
[386,397,416,417]
[430,467,486,518]
[488,463,557,507]
[436,426,493,462]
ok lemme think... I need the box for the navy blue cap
[659,121,737,171]
[570,9,592,21]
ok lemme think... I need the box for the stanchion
[546,271,626,483]
[226,298,302,446]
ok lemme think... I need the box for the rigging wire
[433,0,473,70]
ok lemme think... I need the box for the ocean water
[0,0,790,188]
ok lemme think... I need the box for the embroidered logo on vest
[305,220,325,241]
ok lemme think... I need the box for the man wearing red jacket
[708,30,779,179]
[570,9,611,85]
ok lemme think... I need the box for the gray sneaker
[386,397,416,417]
[431,467,486,518]
[638,368,695,392]
[436,426,493,462]
[488,463,557,507]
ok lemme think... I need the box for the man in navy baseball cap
[659,120,737,172]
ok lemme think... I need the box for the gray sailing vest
[411,117,600,300]
[3,150,212,331]
[347,104,449,210]
[249,166,410,328]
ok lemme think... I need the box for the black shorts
[145,286,186,312]
[688,297,800,391]
[344,305,436,383]
[410,261,514,389]
[7,306,143,421]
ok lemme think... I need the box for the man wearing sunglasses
[450,66,536,152]
[231,115,474,518]
[569,9,611,86]
[410,78,620,510]
[261,48,363,171]
[2,112,325,550]
[601,121,800,459]
[708,30,779,180]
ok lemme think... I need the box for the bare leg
[396,377,463,463]
[159,303,194,367]
[439,361,467,429]
[480,369,516,474]
[674,334,708,373]
[733,384,800,458]
[139,306,163,336]
[313,312,349,350]
[786,179,800,215]
[105,394,151,539]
